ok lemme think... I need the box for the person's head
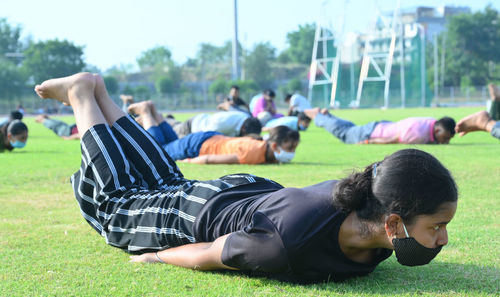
[433,117,456,144]
[5,120,28,149]
[266,125,300,163]
[229,85,240,98]
[239,117,262,136]
[10,111,23,121]
[263,89,276,101]
[297,112,311,131]
[333,149,458,265]
[284,94,293,103]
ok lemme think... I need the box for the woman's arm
[130,234,237,271]
[181,154,240,164]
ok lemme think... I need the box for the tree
[23,39,85,84]
[0,59,26,100]
[137,46,173,71]
[0,18,23,56]
[245,42,276,88]
[156,76,174,95]
[134,85,151,100]
[441,6,500,86]
[103,76,119,95]
[284,23,316,65]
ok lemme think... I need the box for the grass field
[0,106,499,296]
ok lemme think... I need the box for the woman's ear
[384,214,403,238]
[270,142,279,152]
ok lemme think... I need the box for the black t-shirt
[193,180,393,282]
[225,96,247,107]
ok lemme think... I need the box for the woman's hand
[129,253,158,263]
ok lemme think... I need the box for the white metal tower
[355,0,402,108]
[307,0,348,108]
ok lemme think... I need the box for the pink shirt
[252,97,277,117]
[370,117,436,144]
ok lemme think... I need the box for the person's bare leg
[455,110,496,136]
[127,101,158,130]
[34,72,105,135]
[488,84,500,102]
[93,74,127,125]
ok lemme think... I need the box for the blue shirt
[264,116,298,131]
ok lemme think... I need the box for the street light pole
[232,0,241,80]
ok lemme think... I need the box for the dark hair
[284,94,292,102]
[436,117,456,136]
[230,85,240,91]
[240,117,262,136]
[333,149,458,224]
[10,111,23,120]
[297,112,311,123]
[263,89,276,97]
[267,125,300,146]
[7,120,28,136]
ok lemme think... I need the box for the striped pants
[71,116,271,253]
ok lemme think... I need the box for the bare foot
[127,101,153,115]
[488,84,500,102]
[120,94,134,104]
[135,115,144,126]
[455,110,493,136]
[320,108,330,115]
[34,72,95,105]
[35,114,49,123]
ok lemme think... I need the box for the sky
[2,0,498,71]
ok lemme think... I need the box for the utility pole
[231,0,241,80]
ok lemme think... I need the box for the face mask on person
[10,140,26,149]
[273,147,295,163]
[392,222,442,266]
[298,124,308,131]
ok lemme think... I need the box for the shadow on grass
[205,261,499,295]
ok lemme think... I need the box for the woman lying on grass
[35,73,458,283]
[127,100,299,164]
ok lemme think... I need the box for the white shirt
[289,94,311,111]
[191,111,250,136]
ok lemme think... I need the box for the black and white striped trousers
[71,116,271,253]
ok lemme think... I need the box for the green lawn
[0,107,498,296]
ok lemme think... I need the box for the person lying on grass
[0,119,28,152]
[35,114,80,140]
[304,108,456,144]
[127,100,299,164]
[34,72,458,283]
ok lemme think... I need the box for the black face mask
[392,223,443,266]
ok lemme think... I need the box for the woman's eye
[433,226,440,231]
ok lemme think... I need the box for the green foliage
[0,58,26,100]
[0,18,22,56]
[284,23,316,65]
[441,6,500,86]
[134,85,151,100]
[1,108,499,296]
[208,77,227,94]
[245,42,276,89]
[156,76,174,95]
[137,46,173,71]
[103,76,119,95]
[22,39,85,84]
[122,85,134,96]
[208,78,259,96]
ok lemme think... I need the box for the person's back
[199,135,268,164]
[265,116,298,131]
[191,111,250,136]
[194,179,392,281]
[371,117,436,144]
[290,94,311,112]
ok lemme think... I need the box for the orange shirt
[199,135,267,164]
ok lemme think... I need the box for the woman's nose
[436,229,449,246]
